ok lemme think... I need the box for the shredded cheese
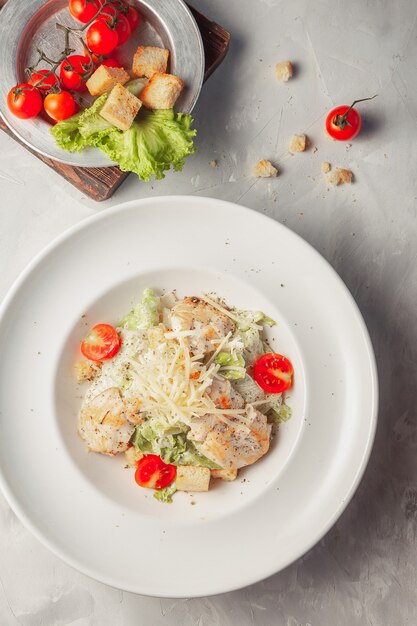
[201,294,263,330]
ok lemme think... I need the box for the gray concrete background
[0,0,416,623]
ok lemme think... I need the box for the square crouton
[327,168,353,185]
[100,83,142,131]
[140,73,184,109]
[211,467,238,481]
[132,45,170,78]
[290,133,308,152]
[176,466,211,492]
[86,65,130,97]
[253,159,278,178]
[321,162,331,173]
[276,60,293,82]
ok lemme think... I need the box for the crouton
[132,46,169,78]
[321,162,331,173]
[253,159,278,178]
[290,134,308,152]
[86,65,130,97]
[327,168,353,185]
[211,467,238,481]
[124,446,143,468]
[140,73,184,110]
[100,83,142,131]
[176,466,211,492]
[275,60,293,82]
[74,360,101,382]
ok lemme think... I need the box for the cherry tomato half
[87,19,119,55]
[81,323,121,361]
[326,105,362,141]
[60,55,93,91]
[29,70,58,92]
[7,84,43,119]
[43,91,77,121]
[125,5,141,31]
[135,455,177,490]
[253,353,293,394]
[99,12,131,45]
[69,0,102,23]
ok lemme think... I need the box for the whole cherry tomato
[100,57,121,68]
[29,69,58,92]
[7,84,43,119]
[60,54,94,91]
[44,91,77,121]
[326,95,377,141]
[69,0,102,23]
[125,5,141,30]
[99,12,131,45]
[87,19,119,55]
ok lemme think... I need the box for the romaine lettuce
[215,351,246,380]
[153,483,177,503]
[120,288,160,331]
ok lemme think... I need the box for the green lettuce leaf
[50,111,85,152]
[268,402,292,424]
[51,96,196,181]
[153,483,177,503]
[120,288,160,331]
[215,351,246,380]
[237,310,276,330]
[133,423,221,469]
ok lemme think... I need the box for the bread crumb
[209,160,218,168]
[321,162,331,173]
[124,447,143,468]
[275,60,293,82]
[327,168,353,185]
[290,134,308,152]
[253,159,278,178]
[312,146,318,153]
[74,360,102,382]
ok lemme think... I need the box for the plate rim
[0,0,205,167]
[0,196,379,596]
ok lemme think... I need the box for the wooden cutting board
[0,1,230,201]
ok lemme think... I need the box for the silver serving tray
[0,0,204,167]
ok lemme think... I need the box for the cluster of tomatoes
[7,0,141,123]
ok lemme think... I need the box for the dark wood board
[0,1,230,201]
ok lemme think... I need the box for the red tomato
[99,12,131,45]
[60,55,93,91]
[7,84,43,119]
[87,19,119,55]
[44,91,77,121]
[29,70,58,92]
[325,95,377,141]
[100,57,121,67]
[253,353,293,394]
[81,323,121,361]
[69,0,102,23]
[135,455,177,490]
[125,5,141,31]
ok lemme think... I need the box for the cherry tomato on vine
[99,12,131,45]
[81,323,121,361]
[325,95,377,141]
[69,0,102,23]
[87,19,119,55]
[7,84,43,119]
[253,353,294,394]
[125,5,141,31]
[135,455,177,490]
[100,56,121,68]
[60,54,93,91]
[29,70,58,92]
[43,91,77,122]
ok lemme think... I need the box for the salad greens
[120,288,160,331]
[51,94,196,181]
[153,483,177,503]
[214,351,246,380]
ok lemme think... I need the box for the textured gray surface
[0,0,416,623]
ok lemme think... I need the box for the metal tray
[0,0,204,167]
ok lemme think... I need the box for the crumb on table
[275,60,293,82]
[290,134,308,152]
[321,162,331,173]
[253,159,278,178]
[327,168,353,185]
[209,160,218,168]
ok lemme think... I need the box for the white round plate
[0,0,204,167]
[0,197,377,597]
